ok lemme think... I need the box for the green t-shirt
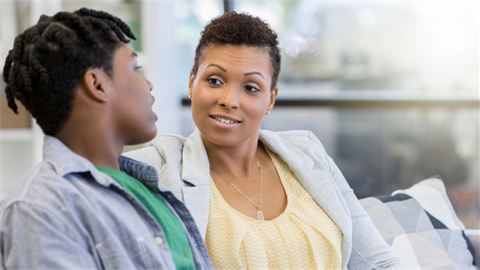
[96,166,195,270]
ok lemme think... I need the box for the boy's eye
[208,78,222,85]
[245,85,259,92]
[134,66,144,75]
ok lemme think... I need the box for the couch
[359,177,479,269]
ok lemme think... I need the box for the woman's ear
[80,69,111,102]
[267,85,278,112]
[188,70,195,97]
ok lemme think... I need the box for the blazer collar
[259,130,351,235]
[258,130,317,172]
[181,129,211,187]
[180,129,350,241]
[181,129,318,185]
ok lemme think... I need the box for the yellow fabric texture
[205,149,343,269]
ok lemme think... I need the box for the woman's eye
[208,78,222,85]
[245,85,260,92]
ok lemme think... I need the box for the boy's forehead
[123,42,134,51]
[116,43,136,57]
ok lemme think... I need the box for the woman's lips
[209,115,241,130]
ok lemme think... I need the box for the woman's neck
[202,134,262,179]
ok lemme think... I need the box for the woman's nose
[219,86,239,110]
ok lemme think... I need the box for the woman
[126,12,403,269]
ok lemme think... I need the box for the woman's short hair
[192,11,281,91]
[3,8,135,136]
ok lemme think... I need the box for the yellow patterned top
[205,149,343,269]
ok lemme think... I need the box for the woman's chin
[200,132,242,148]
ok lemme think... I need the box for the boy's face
[109,43,157,145]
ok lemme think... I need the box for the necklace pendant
[257,210,265,221]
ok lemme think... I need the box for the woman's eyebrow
[204,64,227,73]
[244,71,265,81]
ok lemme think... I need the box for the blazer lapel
[259,130,351,239]
[178,129,352,242]
[180,129,211,240]
[181,185,210,240]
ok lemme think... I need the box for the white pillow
[360,177,477,270]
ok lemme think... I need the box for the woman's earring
[266,110,270,115]
[189,94,192,100]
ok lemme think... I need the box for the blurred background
[0,0,478,228]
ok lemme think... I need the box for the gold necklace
[210,160,264,221]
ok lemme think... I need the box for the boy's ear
[80,69,111,102]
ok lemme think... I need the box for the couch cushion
[360,177,477,269]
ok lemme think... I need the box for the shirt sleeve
[308,131,405,270]
[0,201,99,269]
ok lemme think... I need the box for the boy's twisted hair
[3,8,135,135]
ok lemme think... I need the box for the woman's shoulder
[260,129,331,170]
[122,134,187,168]
[150,134,187,152]
[260,129,325,149]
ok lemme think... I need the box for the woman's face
[189,44,277,148]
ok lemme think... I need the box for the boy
[0,8,212,269]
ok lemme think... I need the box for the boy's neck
[55,123,123,171]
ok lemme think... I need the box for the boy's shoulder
[2,161,55,208]
[0,160,94,216]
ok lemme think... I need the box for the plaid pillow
[360,177,477,269]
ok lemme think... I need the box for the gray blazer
[124,129,403,270]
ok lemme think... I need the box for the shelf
[0,129,33,141]
[275,90,480,102]
[182,90,480,108]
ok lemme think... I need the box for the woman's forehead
[200,44,270,68]
[204,43,268,55]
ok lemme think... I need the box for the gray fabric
[466,230,480,267]
[360,194,477,270]
[124,129,404,270]
[0,136,214,270]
